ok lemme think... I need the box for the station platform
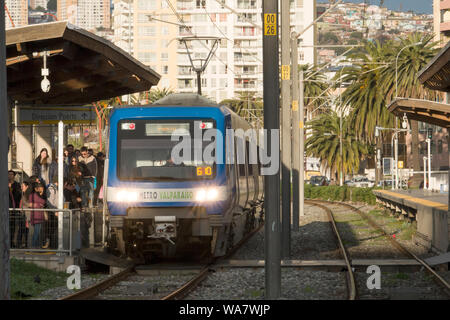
[373,189,449,254]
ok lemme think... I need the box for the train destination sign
[18,106,96,125]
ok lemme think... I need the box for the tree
[142,87,174,104]
[220,92,263,127]
[298,64,330,120]
[47,0,57,11]
[339,40,395,143]
[305,111,368,181]
[380,33,442,172]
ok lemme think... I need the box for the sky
[317,0,433,14]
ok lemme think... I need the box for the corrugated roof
[6,21,160,105]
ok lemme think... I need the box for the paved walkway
[392,189,448,206]
[374,189,448,211]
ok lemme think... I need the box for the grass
[10,258,68,299]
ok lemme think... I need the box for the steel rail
[59,265,135,300]
[310,199,450,297]
[304,200,357,300]
[161,217,265,300]
[61,206,264,301]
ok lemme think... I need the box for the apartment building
[112,0,178,90]
[5,0,28,28]
[30,0,49,10]
[434,0,450,45]
[57,0,111,31]
[112,0,315,101]
[175,0,316,102]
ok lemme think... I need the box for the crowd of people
[8,144,106,249]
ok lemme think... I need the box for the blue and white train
[105,93,263,260]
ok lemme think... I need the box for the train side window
[237,137,246,176]
[246,141,253,175]
[257,146,261,174]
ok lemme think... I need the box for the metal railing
[8,207,95,256]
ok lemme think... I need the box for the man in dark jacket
[94,152,105,206]
[8,170,22,248]
[78,146,98,207]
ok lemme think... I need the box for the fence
[8,207,105,256]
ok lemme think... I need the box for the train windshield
[117,119,217,181]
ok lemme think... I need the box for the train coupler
[147,216,176,245]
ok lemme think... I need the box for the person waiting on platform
[78,146,98,208]
[19,181,32,248]
[68,156,88,193]
[32,148,55,187]
[8,170,22,248]
[94,152,105,206]
[29,182,47,249]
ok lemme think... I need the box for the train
[105,93,264,261]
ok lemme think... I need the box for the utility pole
[0,0,11,300]
[280,0,291,258]
[427,138,431,190]
[263,0,281,299]
[299,71,305,217]
[291,34,299,231]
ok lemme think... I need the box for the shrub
[304,184,376,205]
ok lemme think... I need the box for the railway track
[306,199,450,299]
[60,213,264,300]
[305,200,357,300]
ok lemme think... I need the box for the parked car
[346,176,374,188]
[309,175,329,186]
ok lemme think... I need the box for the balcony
[440,21,450,33]
[441,0,450,10]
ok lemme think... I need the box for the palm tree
[220,92,263,127]
[380,33,443,172]
[339,40,396,143]
[142,87,175,104]
[305,111,368,181]
[299,64,330,120]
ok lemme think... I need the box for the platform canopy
[387,98,450,128]
[418,41,450,92]
[6,21,160,105]
[388,41,450,128]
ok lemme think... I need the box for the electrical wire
[165,0,238,75]
[202,6,263,65]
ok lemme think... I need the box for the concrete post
[423,157,427,189]
[427,138,431,190]
[263,0,281,299]
[291,35,299,231]
[280,0,291,258]
[58,121,64,252]
[0,0,10,299]
[299,71,305,217]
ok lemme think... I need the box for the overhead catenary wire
[202,6,263,65]
[165,0,238,76]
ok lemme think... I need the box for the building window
[299,51,304,61]
[438,140,443,154]
[137,52,157,63]
[162,65,169,74]
[138,0,157,10]
[138,26,156,36]
[161,52,168,61]
[138,40,156,50]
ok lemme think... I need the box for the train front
[106,103,231,260]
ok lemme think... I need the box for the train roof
[151,93,220,107]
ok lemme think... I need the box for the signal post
[263,0,281,299]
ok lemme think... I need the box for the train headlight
[207,188,219,200]
[116,189,138,202]
[195,189,207,202]
[195,187,219,202]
